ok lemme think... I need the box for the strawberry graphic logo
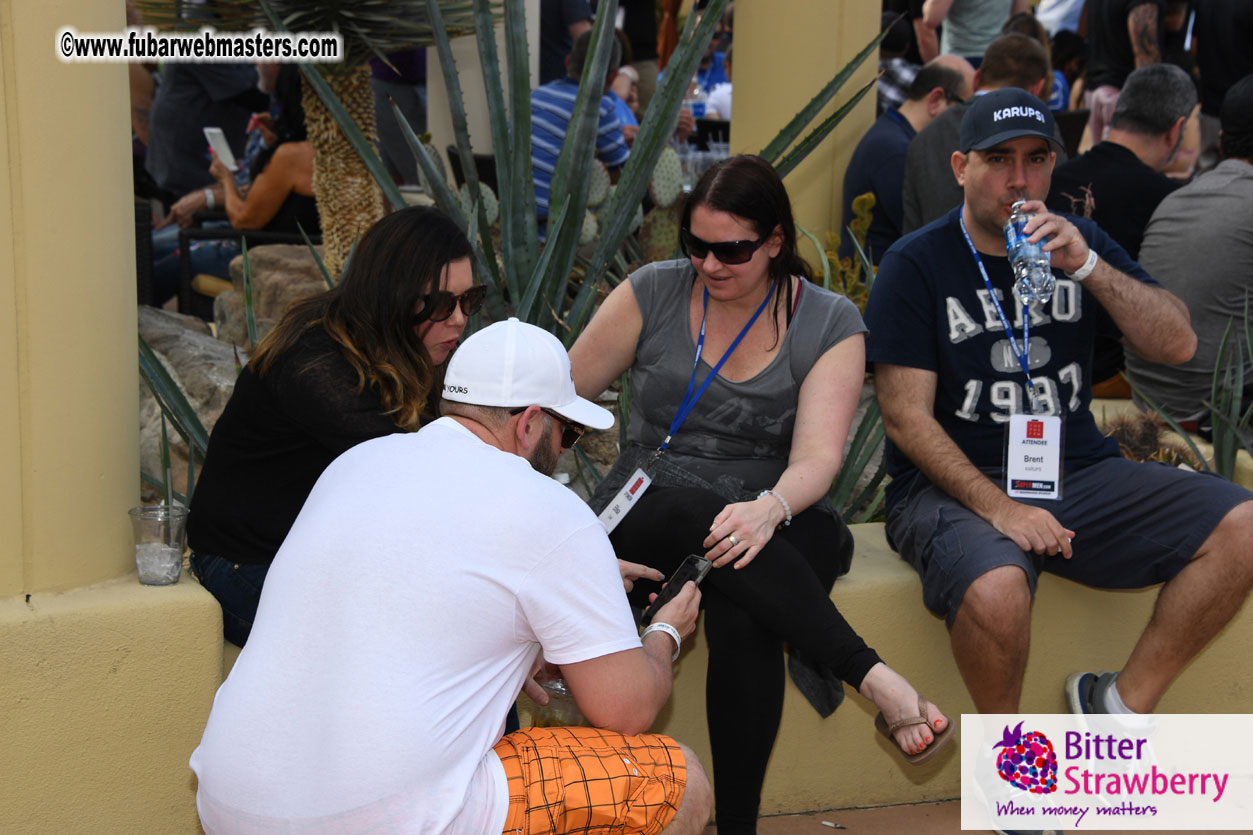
[994,721,1058,794]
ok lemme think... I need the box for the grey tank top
[624,259,867,489]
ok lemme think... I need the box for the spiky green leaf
[774,77,877,179]
[796,223,832,291]
[139,334,210,458]
[241,239,259,351]
[759,23,890,164]
[564,0,728,343]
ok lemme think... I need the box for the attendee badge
[1005,414,1062,500]
[598,468,651,533]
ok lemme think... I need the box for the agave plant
[1128,295,1253,481]
[391,0,732,337]
[138,0,896,516]
[135,0,492,278]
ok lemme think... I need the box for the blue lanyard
[958,207,1042,411]
[657,283,777,452]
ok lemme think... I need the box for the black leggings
[611,486,882,834]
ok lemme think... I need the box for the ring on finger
[728,534,739,547]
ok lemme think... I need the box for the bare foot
[858,662,949,756]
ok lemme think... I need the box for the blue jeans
[151,222,239,306]
[190,552,269,647]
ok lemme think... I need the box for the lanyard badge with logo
[598,283,776,532]
[959,207,1063,500]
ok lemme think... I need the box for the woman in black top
[188,206,483,645]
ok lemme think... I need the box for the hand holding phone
[640,554,711,625]
[203,127,239,172]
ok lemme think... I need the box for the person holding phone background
[151,63,319,305]
[569,155,952,834]
[187,206,482,647]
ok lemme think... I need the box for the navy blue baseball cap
[959,88,1061,152]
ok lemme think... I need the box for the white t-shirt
[190,418,642,834]
[707,82,732,121]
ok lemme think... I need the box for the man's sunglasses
[680,228,770,265]
[412,285,488,324]
[509,406,586,449]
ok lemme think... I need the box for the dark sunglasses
[509,406,586,449]
[680,228,770,265]
[412,285,487,324]
[944,91,966,105]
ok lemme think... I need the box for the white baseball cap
[442,318,614,430]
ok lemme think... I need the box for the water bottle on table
[683,76,708,120]
[1004,200,1055,305]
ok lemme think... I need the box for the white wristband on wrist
[757,489,792,526]
[642,622,682,661]
[1066,247,1098,281]
[203,188,216,210]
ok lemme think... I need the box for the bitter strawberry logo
[994,721,1058,794]
[1026,420,1044,439]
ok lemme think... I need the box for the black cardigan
[188,325,401,564]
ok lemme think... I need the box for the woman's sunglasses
[680,228,770,265]
[509,406,586,449]
[413,285,488,324]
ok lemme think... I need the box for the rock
[219,244,327,346]
[214,290,277,350]
[138,306,241,502]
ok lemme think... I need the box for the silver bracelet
[203,188,216,210]
[757,489,792,526]
[642,622,681,662]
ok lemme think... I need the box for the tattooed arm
[1128,2,1162,67]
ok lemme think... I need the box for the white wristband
[757,489,792,526]
[1066,247,1098,281]
[642,622,682,662]
[203,188,216,210]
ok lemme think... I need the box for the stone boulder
[138,306,241,502]
[216,244,327,347]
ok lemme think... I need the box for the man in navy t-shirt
[864,88,1253,719]
[839,55,974,265]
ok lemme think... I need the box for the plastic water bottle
[684,78,708,119]
[1003,200,1055,305]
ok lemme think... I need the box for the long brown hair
[250,205,475,430]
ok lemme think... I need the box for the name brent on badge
[1006,414,1061,500]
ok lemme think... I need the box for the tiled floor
[706,800,1243,834]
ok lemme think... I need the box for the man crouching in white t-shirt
[189,317,710,835]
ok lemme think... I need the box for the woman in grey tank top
[570,156,952,832]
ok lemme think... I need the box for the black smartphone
[640,554,712,625]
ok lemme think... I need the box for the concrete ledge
[619,523,1253,816]
[208,518,1253,821]
[0,571,223,834]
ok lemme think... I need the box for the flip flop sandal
[874,694,953,765]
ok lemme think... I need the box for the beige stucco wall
[1,0,137,596]
[1,3,227,833]
[0,574,223,833]
[733,1,878,267]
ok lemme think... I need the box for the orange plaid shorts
[493,726,686,835]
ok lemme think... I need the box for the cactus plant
[648,146,684,209]
[586,160,611,208]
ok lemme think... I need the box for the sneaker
[972,744,1065,835]
[1065,670,1118,714]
